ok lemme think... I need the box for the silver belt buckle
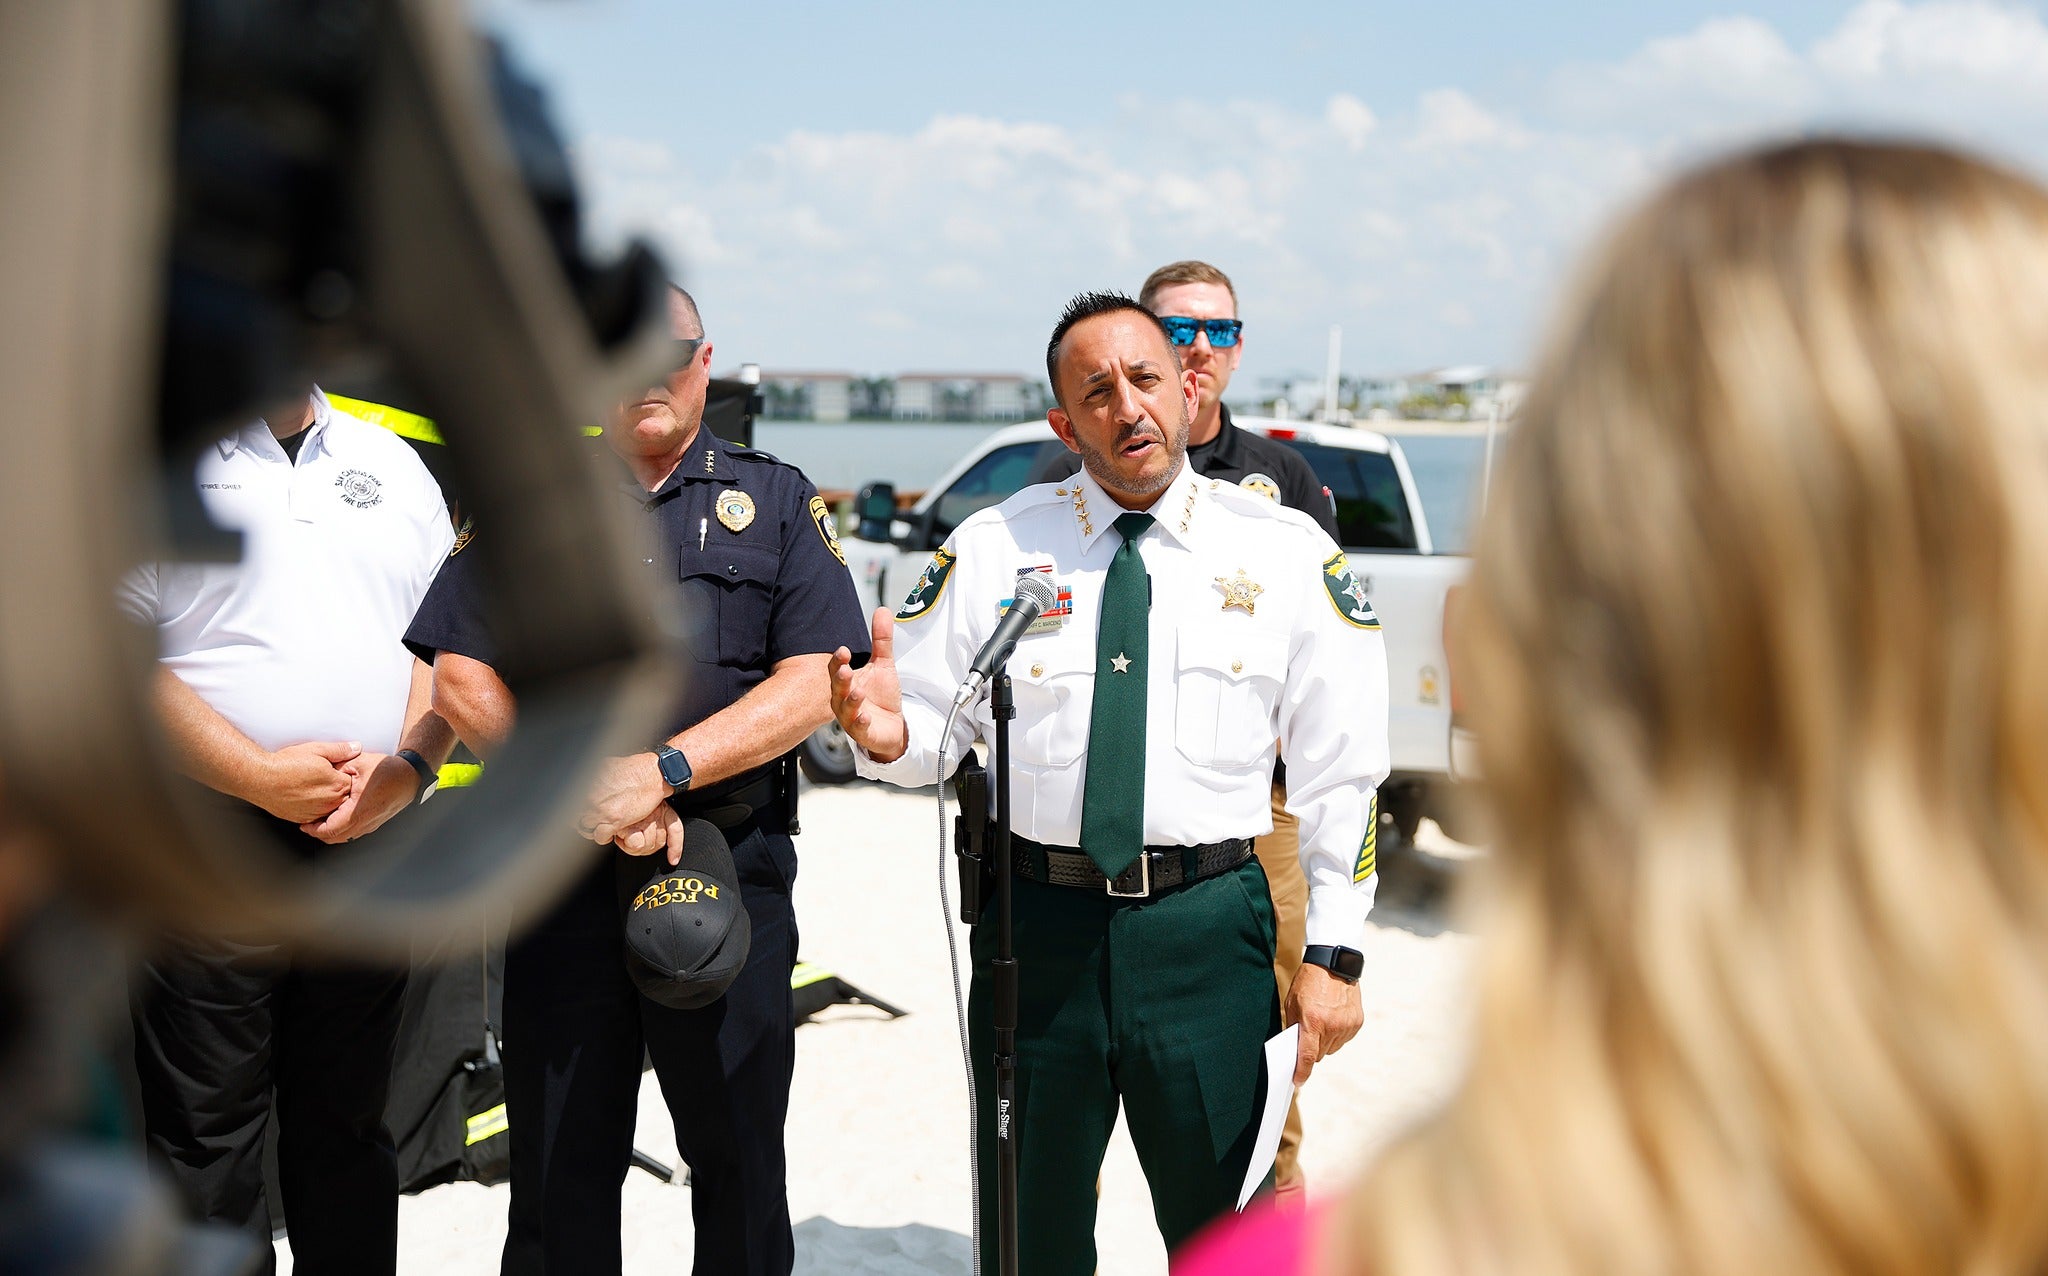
[1105,852,1151,898]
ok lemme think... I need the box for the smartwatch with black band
[1302,944,1364,985]
[654,744,692,794]
[395,748,438,804]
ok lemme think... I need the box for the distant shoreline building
[1255,365,1526,421]
[748,371,1050,422]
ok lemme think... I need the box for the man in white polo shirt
[119,386,455,1274]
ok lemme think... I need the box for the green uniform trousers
[969,857,1281,1274]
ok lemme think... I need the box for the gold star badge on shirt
[1216,570,1264,615]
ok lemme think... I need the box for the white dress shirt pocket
[1174,626,1286,768]
[1007,650,1093,769]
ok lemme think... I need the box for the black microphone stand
[988,669,1021,1276]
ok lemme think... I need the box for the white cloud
[1409,89,1528,150]
[567,2,2048,378]
[1326,93,1378,152]
[1816,0,2048,81]
[1616,16,1801,88]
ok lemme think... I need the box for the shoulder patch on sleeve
[1322,552,1381,629]
[1239,473,1280,501]
[895,548,957,622]
[450,515,476,557]
[808,495,846,565]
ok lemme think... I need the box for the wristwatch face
[1308,944,1364,982]
[655,746,691,790]
[1331,946,1364,981]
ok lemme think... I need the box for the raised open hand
[830,607,907,764]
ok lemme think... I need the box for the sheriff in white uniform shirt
[831,292,1387,1272]
[865,457,1390,947]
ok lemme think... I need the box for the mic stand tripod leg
[990,671,1021,1276]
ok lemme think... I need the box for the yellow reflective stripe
[326,393,445,446]
[437,762,483,789]
[1354,793,1378,883]
[331,394,603,443]
[465,1103,508,1145]
[791,962,836,991]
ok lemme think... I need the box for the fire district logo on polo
[335,469,384,508]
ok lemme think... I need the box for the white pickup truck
[800,418,1472,843]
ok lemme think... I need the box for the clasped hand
[577,752,686,866]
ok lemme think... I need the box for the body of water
[752,420,1007,493]
[752,419,1493,554]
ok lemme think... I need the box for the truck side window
[1288,442,1419,551]
[930,442,1042,544]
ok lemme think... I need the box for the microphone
[953,573,1059,708]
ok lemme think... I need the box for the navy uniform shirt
[1025,404,1340,541]
[404,516,493,665]
[405,425,870,783]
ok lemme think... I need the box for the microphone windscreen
[1013,572,1058,612]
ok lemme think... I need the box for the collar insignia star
[1110,652,1132,674]
[1216,569,1264,615]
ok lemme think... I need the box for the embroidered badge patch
[1322,552,1381,629]
[450,515,476,557]
[335,469,384,508]
[895,548,956,622]
[1239,472,1280,501]
[716,489,756,533]
[809,495,846,565]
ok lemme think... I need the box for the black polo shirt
[405,425,870,755]
[1025,404,1340,541]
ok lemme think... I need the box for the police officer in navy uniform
[404,287,870,1276]
[1025,261,1336,1199]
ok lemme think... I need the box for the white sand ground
[280,782,1475,1274]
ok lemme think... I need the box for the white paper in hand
[1236,1024,1300,1211]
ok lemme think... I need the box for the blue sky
[482,1,2048,382]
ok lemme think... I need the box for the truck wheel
[798,722,858,785]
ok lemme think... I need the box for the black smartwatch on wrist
[1302,944,1364,985]
[395,748,438,804]
[654,744,692,794]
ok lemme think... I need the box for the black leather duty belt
[1012,836,1254,899]
[675,771,779,832]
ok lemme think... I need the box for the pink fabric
[1172,1197,1328,1276]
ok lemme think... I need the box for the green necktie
[1080,511,1154,879]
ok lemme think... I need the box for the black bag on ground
[386,918,509,1192]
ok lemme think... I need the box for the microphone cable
[931,700,984,1276]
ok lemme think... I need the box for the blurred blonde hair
[1336,140,2048,1275]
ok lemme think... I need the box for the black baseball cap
[621,818,752,1009]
